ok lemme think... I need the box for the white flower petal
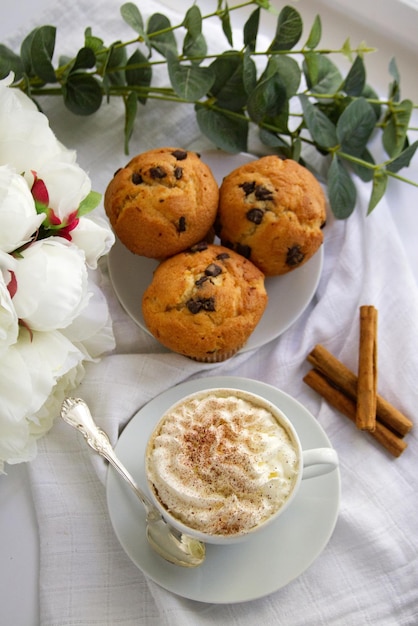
[0,165,44,252]
[12,238,90,331]
[70,216,115,269]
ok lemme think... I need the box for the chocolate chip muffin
[142,242,268,362]
[104,147,219,259]
[216,156,327,276]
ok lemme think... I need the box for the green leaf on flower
[63,73,103,115]
[209,52,247,111]
[195,105,248,153]
[0,44,24,80]
[382,99,412,158]
[120,2,145,36]
[367,170,388,214]
[361,83,381,120]
[386,140,418,173]
[343,55,366,97]
[268,6,302,52]
[125,48,152,104]
[77,190,102,216]
[84,28,105,55]
[327,155,357,219]
[168,58,214,101]
[336,97,376,156]
[299,94,338,149]
[147,13,177,58]
[72,47,96,72]
[243,8,260,52]
[305,15,321,50]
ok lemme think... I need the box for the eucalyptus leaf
[30,26,57,83]
[72,47,96,72]
[120,3,145,36]
[209,52,247,111]
[388,56,400,102]
[305,15,321,50]
[147,13,177,57]
[0,44,23,80]
[168,58,215,101]
[304,52,343,94]
[268,5,302,52]
[124,91,138,154]
[337,97,376,156]
[125,48,152,103]
[261,54,301,98]
[327,155,357,219]
[183,5,202,38]
[242,48,257,95]
[63,73,102,115]
[220,6,234,46]
[243,8,260,52]
[299,94,338,149]
[368,170,388,214]
[351,147,375,182]
[343,55,366,97]
[382,99,412,158]
[386,140,418,173]
[247,73,287,123]
[195,105,248,152]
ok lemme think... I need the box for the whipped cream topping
[146,390,300,536]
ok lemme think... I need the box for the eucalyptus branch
[0,0,417,219]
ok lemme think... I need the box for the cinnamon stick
[303,369,408,458]
[356,306,378,431]
[307,344,413,437]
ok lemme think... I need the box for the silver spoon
[60,397,205,568]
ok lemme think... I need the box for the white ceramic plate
[107,150,324,354]
[106,376,340,604]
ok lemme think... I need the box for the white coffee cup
[145,388,338,544]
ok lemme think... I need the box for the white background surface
[0,1,417,624]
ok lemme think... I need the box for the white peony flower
[0,164,45,253]
[11,238,90,332]
[0,75,116,470]
[69,215,115,269]
[0,328,86,471]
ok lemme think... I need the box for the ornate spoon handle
[61,397,153,514]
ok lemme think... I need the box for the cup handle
[301,448,339,480]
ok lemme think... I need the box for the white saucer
[106,376,340,604]
[107,150,324,354]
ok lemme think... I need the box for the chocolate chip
[216,252,230,261]
[131,172,143,184]
[195,276,209,287]
[236,243,251,259]
[189,241,208,253]
[286,245,305,266]
[246,208,264,224]
[255,185,273,201]
[205,263,222,277]
[171,149,188,160]
[186,297,216,314]
[239,181,256,196]
[174,166,183,180]
[178,216,186,232]
[150,166,166,179]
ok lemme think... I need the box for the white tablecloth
[3,0,418,624]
